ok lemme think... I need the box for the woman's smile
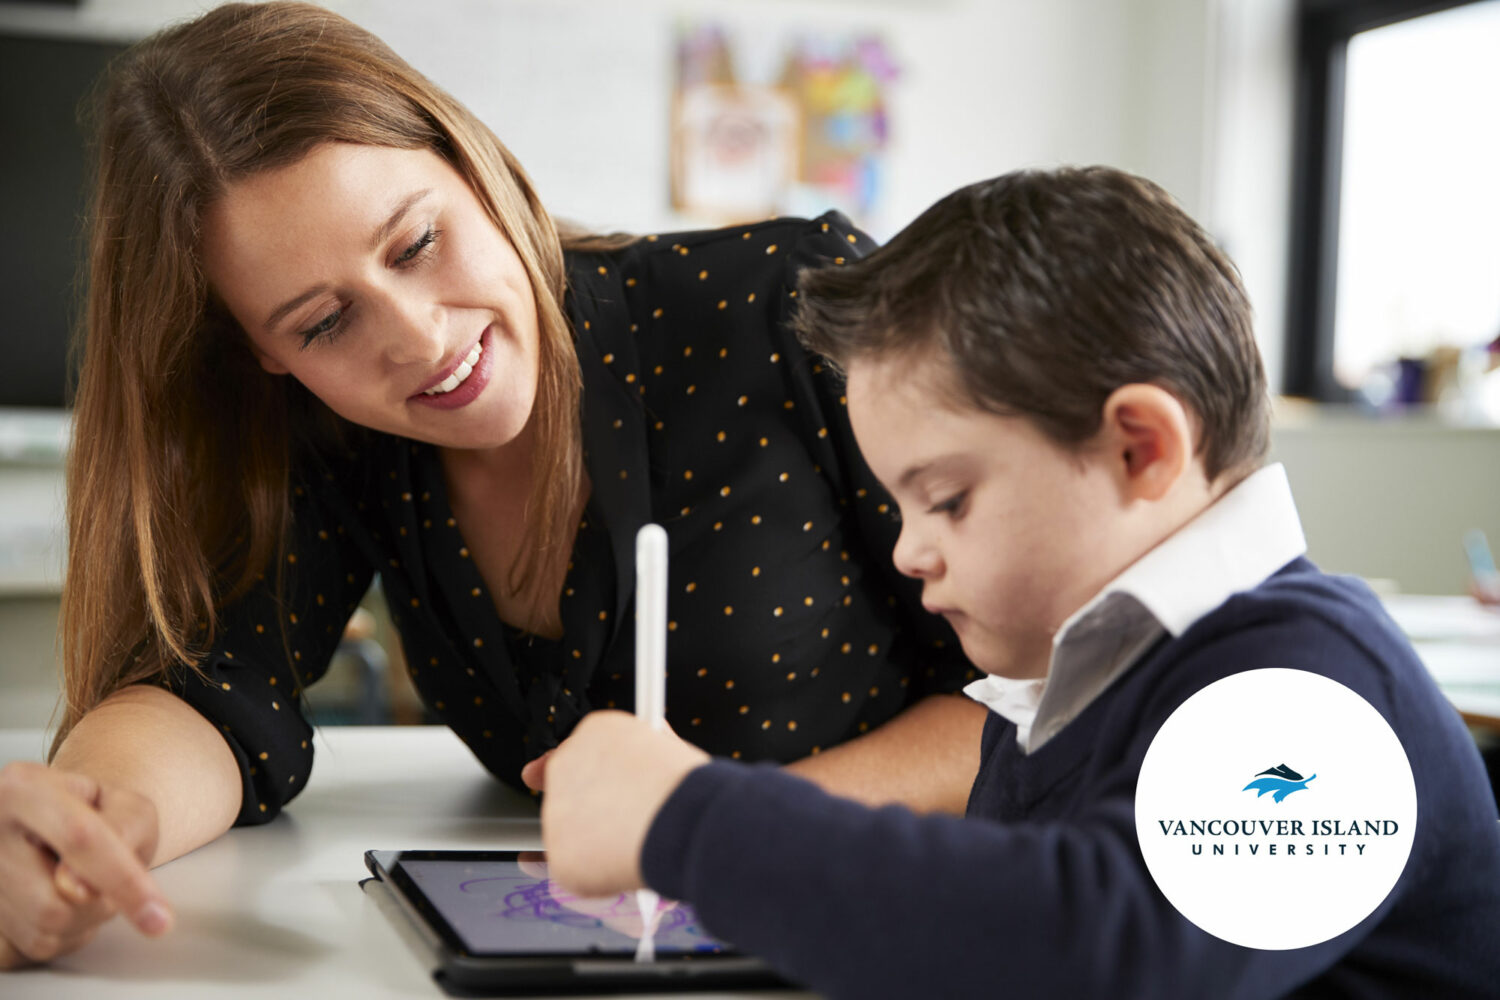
[411,329,492,409]
[202,142,542,452]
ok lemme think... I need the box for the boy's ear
[1099,384,1196,502]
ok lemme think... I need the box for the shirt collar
[1064,462,1307,641]
[966,463,1308,751]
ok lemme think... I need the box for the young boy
[537,168,1500,997]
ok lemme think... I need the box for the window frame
[1285,0,1486,399]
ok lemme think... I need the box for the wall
[1120,0,1216,219]
[0,0,1290,359]
[0,597,64,728]
[1205,0,1298,394]
[0,0,1155,726]
[0,0,1149,239]
[344,0,1143,238]
[1,0,1492,726]
[1273,412,1500,595]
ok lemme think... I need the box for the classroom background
[2,0,1497,741]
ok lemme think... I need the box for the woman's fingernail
[134,900,172,935]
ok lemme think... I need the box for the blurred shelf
[1272,397,1500,434]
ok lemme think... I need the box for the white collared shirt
[964,463,1308,753]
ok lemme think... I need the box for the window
[1286,0,1500,403]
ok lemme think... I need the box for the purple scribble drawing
[456,875,719,947]
[500,880,618,929]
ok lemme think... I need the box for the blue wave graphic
[1241,773,1317,803]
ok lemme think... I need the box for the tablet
[362,849,792,995]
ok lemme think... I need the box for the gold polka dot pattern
[164,212,969,827]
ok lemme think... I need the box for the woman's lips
[409,327,494,410]
[412,333,483,396]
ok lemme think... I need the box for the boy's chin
[962,634,1049,681]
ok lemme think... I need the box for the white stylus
[633,524,668,963]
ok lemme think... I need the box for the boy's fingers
[520,751,552,791]
[10,777,171,937]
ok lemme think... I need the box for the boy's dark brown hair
[794,166,1270,483]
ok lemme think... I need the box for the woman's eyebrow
[368,188,432,251]
[262,188,434,332]
[265,285,330,332]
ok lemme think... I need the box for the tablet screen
[392,853,736,958]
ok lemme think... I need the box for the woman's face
[202,142,541,451]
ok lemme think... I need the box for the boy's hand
[0,762,170,969]
[519,750,552,792]
[540,711,708,899]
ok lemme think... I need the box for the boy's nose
[892,524,942,580]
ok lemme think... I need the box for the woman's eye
[299,307,345,348]
[394,227,440,266]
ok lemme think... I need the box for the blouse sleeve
[779,212,979,698]
[160,474,375,825]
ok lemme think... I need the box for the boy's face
[846,356,1127,680]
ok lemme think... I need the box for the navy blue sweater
[642,559,1500,998]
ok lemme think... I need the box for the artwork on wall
[671,82,801,223]
[671,22,898,229]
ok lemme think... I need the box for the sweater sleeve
[639,617,1437,1000]
[161,475,375,825]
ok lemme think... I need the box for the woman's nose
[374,287,445,366]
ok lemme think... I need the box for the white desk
[2,598,1495,997]
[1382,594,1500,731]
[0,726,811,999]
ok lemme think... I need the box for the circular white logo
[1135,668,1416,950]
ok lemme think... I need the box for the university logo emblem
[1137,670,1416,949]
[1242,763,1316,804]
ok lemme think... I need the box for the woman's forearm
[51,684,242,867]
[783,693,987,815]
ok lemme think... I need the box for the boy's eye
[928,491,968,518]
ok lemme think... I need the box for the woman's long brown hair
[54,1,588,755]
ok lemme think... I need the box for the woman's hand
[0,761,172,969]
[539,711,708,899]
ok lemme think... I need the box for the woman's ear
[1099,384,1196,502]
[248,341,291,375]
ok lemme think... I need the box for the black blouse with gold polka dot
[166,212,976,825]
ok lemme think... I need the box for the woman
[0,1,983,967]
